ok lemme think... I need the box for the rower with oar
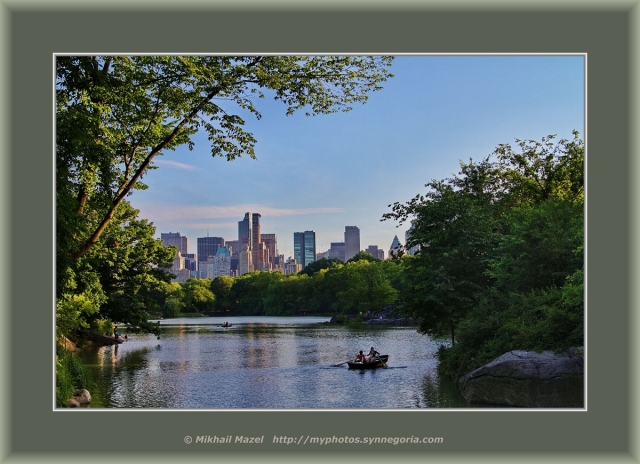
[334,350,365,366]
[366,347,380,362]
[367,346,387,368]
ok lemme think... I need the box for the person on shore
[114,326,119,340]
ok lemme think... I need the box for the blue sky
[130,55,585,260]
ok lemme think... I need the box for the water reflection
[79,319,471,409]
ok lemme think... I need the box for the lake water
[78,316,475,409]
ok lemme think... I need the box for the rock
[72,389,92,404]
[459,348,584,408]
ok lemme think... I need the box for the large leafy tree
[56,55,393,334]
[57,201,175,336]
[56,55,393,271]
[383,133,584,352]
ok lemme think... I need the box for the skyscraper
[239,244,252,276]
[261,233,277,270]
[197,236,225,267]
[389,235,402,258]
[328,242,346,262]
[366,245,379,259]
[213,246,231,278]
[161,231,188,255]
[344,226,360,262]
[405,223,421,256]
[161,232,191,280]
[293,231,316,269]
[238,213,252,248]
[251,213,262,271]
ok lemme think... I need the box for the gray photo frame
[2,1,638,463]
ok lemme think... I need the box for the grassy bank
[55,346,94,408]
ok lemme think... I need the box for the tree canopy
[383,133,584,378]
[56,55,394,338]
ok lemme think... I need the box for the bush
[55,347,94,408]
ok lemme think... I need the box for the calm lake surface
[79,316,476,409]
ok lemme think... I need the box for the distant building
[213,246,231,278]
[161,231,188,255]
[197,236,225,268]
[405,223,421,256]
[316,251,328,261]
[365,245,379,259]
[293,231,316,269]
[238,213,252,248]
[161,232,191,280]
[198,255,216,279]
[274,254,285,273]
[344,226,360,262]
[261,233,277,270]
[328,242,346,262]
[377,249,385,260]
[239,244,252,276]
[252,213,263,271]
[225,240,241,258]
[284,257,302,274]
[183,253,197,273]
[389,235,402,258]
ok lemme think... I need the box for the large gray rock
[459,349,584,408]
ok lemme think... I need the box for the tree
[57,201,175,336]
[56,55,393,336]
[181,279,215,313]
[346,251,380,263]
[382,133,584,347]
[299,257,343,277]
[56,55,394,274]
[210,275,235,312]
[336,260,398,314]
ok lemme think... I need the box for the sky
[129,55,585,261]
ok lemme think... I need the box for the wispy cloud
[153,160,197,171]
[135,203,344,223]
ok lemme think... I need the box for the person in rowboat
[367,347,380,362]
[355,351,366,363]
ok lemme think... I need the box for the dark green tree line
[383,133,584,378]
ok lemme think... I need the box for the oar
[334,359,353,367]
[376,357,388,368]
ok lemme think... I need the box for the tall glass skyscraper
[293,230,316,269]
[238,213,252,247]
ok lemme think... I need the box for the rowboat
[347,355,389,369]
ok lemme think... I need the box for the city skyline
[130,55,585,258]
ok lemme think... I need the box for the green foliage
[56,348,94,408]
[56,55,393,337]
[181,278,215,313]
[163,297,185,318]
[299,257,343,277]
[347,251,380,263]
[209,275,235,311]
[158,257,404,318]
[56,55,393,265]
[336,260,398,314]
[383,132,584,378]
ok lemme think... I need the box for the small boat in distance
[347,355,389,369]
[221,322,233,328]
